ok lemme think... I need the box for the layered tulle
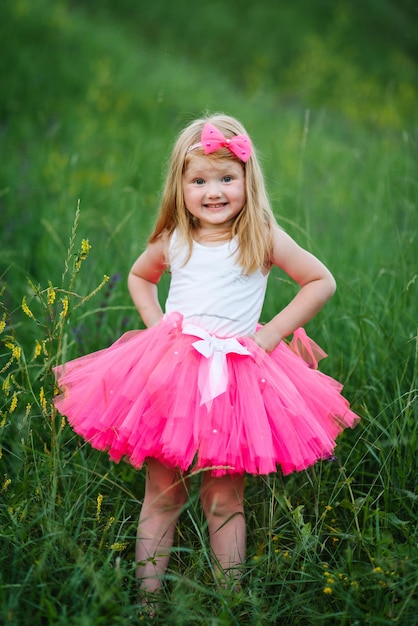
[53,312,359,476]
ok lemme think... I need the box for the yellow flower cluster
[58,416,66,435]
[33,340,42,360]
[22,296,35,320]
[322,563,360,595]
[60,296,69,318]
[1,477,11,493]
[74,239,92,274]
[47,281,56,305]
[39,387,47,413]
[2,342,21,375]
[9,392,18,413]
[96,493,104,521]
[323,565,335,594]
[110,542,128,552]
[81,239,91,257]
[2,374,11,396]
[0,313,6,334]
[5,341,21,362]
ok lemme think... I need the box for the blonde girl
[54,113,359,599]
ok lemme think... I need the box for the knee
[144,475,188,512]
[200,481,244,520]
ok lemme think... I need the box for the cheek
[183,187,201,209]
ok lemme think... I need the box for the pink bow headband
[187,122,252,163]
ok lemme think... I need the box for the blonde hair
[149,113,276,274]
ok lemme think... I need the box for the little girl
[53,113,359,596]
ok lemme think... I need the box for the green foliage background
[0,0,417,624]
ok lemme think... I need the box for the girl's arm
[127,234,169,328]
[253,226,336,352]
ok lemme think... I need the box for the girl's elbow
[327,274,337,299]
[127,270,135,292]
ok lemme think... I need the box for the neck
[193,226,232,245]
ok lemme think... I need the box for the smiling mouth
[204,203,227,209]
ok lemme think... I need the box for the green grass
[1,0,417,623]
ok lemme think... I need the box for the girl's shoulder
[144,229,172,266]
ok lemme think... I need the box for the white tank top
[165,232,269,337]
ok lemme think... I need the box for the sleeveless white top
[165,232,269,337]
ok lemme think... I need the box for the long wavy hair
[149,113,276,274]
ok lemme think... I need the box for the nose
[206,180,221,198]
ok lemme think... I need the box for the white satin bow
[182,324,251,408]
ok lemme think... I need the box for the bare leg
[200,472,246,582]
[136,458,188,592]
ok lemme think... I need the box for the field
[0,0,417,624]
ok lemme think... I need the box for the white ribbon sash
[182,324,251,408]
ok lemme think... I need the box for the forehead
[183,154,244,176]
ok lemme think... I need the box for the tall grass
[1,0,417,623]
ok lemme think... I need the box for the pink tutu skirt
[53,312,359,476]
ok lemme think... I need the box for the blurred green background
[1,0,417,299]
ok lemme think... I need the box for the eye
[194,178,205,185]
[222,175,233,183]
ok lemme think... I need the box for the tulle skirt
[53,312,359,476]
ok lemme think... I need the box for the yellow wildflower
[323,587,333,595]
[373,566,384,574]
[60,296,69,318]
[22,296,35,320]
[5,342,21,361]
[39,387,47,413]
[110,542,128,552]
[97,493,104,521]
[58,416,66,435]
[9,392,18,413]
[104,516,115,532]
[25,403,32,418]
[81,239,91,257]
[33,340,42,360]
[74,239,92,272]
[0,313,6,334]
[2,477,11,493]
[2,374,10,396]
[47,281,56,305]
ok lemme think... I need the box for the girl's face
[182,155,246,232]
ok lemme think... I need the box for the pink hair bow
[200,122,252,162]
